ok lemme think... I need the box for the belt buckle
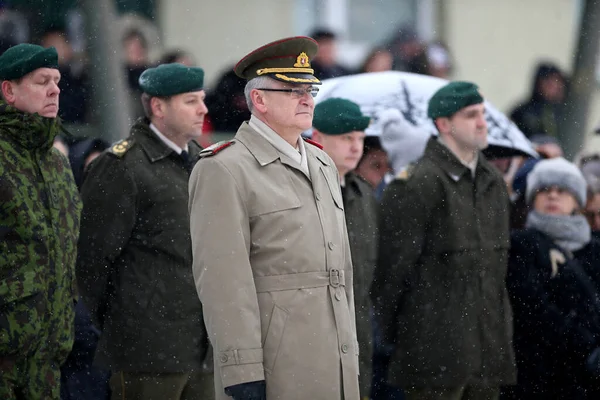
[329,269,340,288]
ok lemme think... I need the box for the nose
[477,114,486,128]
[300,94,313,108]
[546,187,560,198]
[198,100,208,115]
[49,81,60,96]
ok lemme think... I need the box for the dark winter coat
[506,229,600,399]
[76,118,210,372]
[342,172,378,396]
[372,137,516,388]
[509,63,565,139]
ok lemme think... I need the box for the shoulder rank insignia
[109,139,135,158]
[303,137,323,150]
[199,140,235,158]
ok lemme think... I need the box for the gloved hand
[224,380,266,400]
[586,347,600,375]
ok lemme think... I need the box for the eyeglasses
[257,87,319,98]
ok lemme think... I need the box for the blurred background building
[2,0,600,152]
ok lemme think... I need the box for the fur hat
[526,157,587,206]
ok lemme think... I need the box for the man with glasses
[189,36,360,400]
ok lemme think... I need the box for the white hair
[244,76,275,113]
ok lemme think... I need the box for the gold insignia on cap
[294,52,310,68]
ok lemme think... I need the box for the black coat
[77,119,210,372]
[505,229,600,399]
[373,138,516,387]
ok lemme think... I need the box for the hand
[586,347,600,375]
[224,380,266,400]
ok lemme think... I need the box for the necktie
[180,150,192,173]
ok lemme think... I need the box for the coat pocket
[263,305,289,374]
[0,289,47,356]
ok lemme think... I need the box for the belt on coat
[253,269,345,293]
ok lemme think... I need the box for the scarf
[0,101,63,151]
[526,210,591,251]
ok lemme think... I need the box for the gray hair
[244,76,274,113]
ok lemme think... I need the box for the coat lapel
[236,122,309,177]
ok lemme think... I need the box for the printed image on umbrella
[314,71,538,159]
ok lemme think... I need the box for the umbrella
[314,71,538,159]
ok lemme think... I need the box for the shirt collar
[249,115,310,177]
[149,123,188,154]
[437,136,478,176]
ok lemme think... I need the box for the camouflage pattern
[0,101,82,399]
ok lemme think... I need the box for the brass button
[341,344,349,353]
[335,291,342,301]
[328,241,334,250]
[220,354,228,364]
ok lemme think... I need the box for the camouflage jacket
[0,102,82,363]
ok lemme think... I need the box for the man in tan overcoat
[188,36,360,400]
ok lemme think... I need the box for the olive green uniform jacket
[76,118,210,373]
[343,172,378,397]
[189,122,360,400]
[372,137,516,388]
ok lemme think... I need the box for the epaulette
[199,140,235,158]
[395,163,414,181]
[303,137,323,149]
[108,139,135,158]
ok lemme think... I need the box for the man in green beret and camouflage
[0,43,82,399]
[371,81,516,400]
[76,63,213,399]
[189,37,360,400]
[311,97,377,400]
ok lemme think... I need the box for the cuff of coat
[219,348,265,388]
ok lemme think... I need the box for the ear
[150,97,165,118]
[251,89,268,114]
[1,80,16,104]
[435,117,451,135]
[311,129,324,144]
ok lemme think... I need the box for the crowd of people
[1,4,600,400]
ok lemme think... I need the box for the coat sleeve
[507,232,597,356]
[76,154,137,329]
[188,157,264,389]
[371,177,432,345]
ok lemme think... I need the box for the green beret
[234,36,321,84]
[0,44,58,81]
[427,81,484,119]
[313,98,370,135]
[138,63,204,97]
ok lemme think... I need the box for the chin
[294,121,313,132]
[40,111,58,118]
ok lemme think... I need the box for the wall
[158,0,296,89]
[442,0,600,152]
